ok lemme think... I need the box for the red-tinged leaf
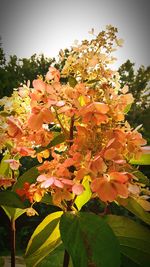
[60,212,120,267]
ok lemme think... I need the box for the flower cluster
[0,26,149,211]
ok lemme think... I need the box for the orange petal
[93,102,109,114]
[94,113,108,124]
[91,178,118,202]
[33,192,43,202]
[91,178,102,192]
[33,79,46,93]
[104,148,117,160]
[28,113,43,130]
[110,172,128,183]
[42,108,54,123]
[90,156,107,174]
[113,182,128,198]
[98,182,117,202]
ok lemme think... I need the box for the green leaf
[105,215,150,267]
[49,124,61,132]
[0,153,10,176]
[68,76,77,87]
[124,103,132,114]
[0,191,25,209]
[48,134,65,148]
[130,154,150,165]
[86,79,98,84]
[36,244,65,267]
[36,244,73,267]
[78,95,86,106]
[25,211,63,267]
[75,176,92,210]
[60,212,120,267]
[132,170,150,186]
[1,206,26,220]
[13,166,39,191]
[0,111,11,117]
[0,111,15,117]
[36,133,65,153]
[121,197,150,225]
[41,193,53,205]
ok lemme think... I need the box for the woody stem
[63,116,75,267]
[63,249,70,267]
[69,116,74,147]
[10,219,16,267]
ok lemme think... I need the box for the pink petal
[4,159,20,170]
[54,179,64,188]
[141,146,150,154]
[37,174,47,182]
[60,178,74,185]
[72,184,84,195]
[56,101,65,107]
[41,178,54,188]
[113,159,126,164]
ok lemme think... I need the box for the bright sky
[0,0,149,69]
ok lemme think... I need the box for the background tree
[0,39,7,98]
[0,42,55,98]
[118,60,150,142]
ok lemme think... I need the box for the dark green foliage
[105,215,150,267]
[0,191,26,208]
[0,44,55,98]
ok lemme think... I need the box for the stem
[70,117,74,145]
[63,249,70,267]
[69,116,74,147]
[11,170,15,180]
[10,219,16,267]
[63,116,75,267]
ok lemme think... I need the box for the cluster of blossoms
[0,26,149,211]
